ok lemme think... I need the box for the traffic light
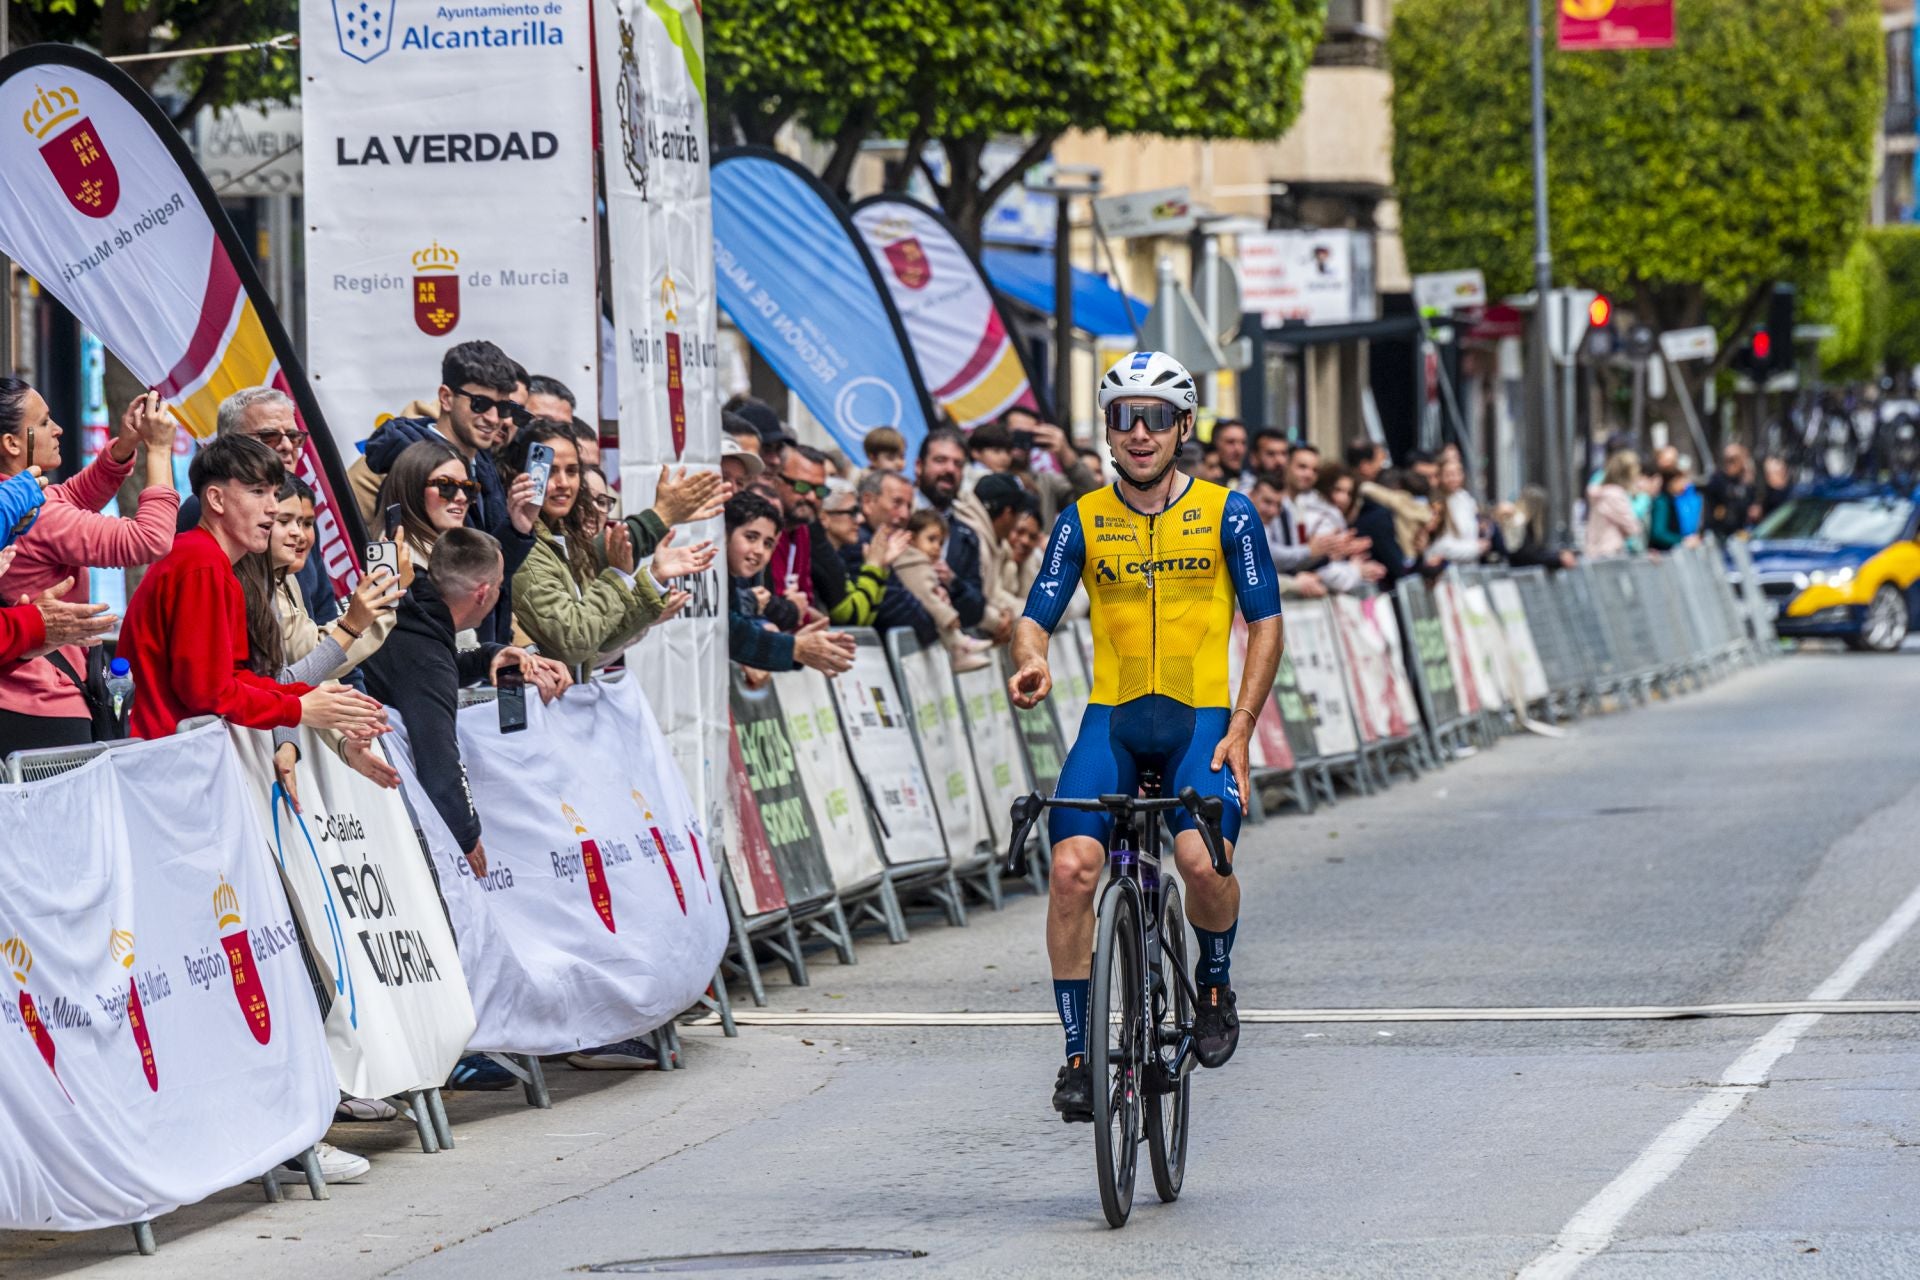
[1587,294,1612,329]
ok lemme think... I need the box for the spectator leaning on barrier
[524,373,576,434]
[726,490,856,679]
[1296,460,1384,594]
[503,420,710,672]
[1505,485,1578,571]
[1584,449,1645,559]
[810,477,903,628]
[378,438,476,576]
[1647,447,1702,552]
[1345,438,1389,486]
[0,382,177,753]
[852,469,939,643]
[1427,449,1490,565]
[958,472,1033,629]
[895,508,994,672]
[1250,426,1290,478]
[917,426,1002,637]
[351,340,540,643]
[1213,418,1250,490]
[120,434,387,742]
[178,387,337,626]
[362,526,571,874]
[768,443,830,627]
[1003,405,1103,531]
[1350,469,1413,589]
[1005,492,1048,600]
[1702,443,1759,539]
[862,425,907,475]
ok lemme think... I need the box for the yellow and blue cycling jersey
[1023,477,1281,844]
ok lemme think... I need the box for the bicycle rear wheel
[1088,881,1142,1229]
[1146,884,1191,1203]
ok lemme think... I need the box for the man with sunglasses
[355,341,540,644]
[1009,350,1284,1122]
[765,444,833,626]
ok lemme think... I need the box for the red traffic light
[1587,295,1612,328]
[1753,331,1772,361]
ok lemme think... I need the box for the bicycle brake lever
[1005,792,1041,878]
[1178,787,1233,878]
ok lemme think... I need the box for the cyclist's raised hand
[1009,657,1050,709]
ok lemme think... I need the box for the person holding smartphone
[0,379,179,754]
[499,422,713,672]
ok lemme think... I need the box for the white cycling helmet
[1098,350,1198,413]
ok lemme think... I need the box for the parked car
[1744,483,1920,651]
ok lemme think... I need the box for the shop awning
[981,248,1147,340]
[1259,313,1422,347]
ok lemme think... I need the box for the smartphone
[384,502,404,539]
[364,540,401,606]
[496,663,528,734]
[526,442,555,510]
[1012,429,1037,453]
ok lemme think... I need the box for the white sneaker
[335,1096,398,1122]
[296,1141,370,1183]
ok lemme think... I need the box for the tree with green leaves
[1867,226,1920,375]
[5,0,297,125]
[708,0,1326,245]
[1809,236,1889,383]
[1392,0,1882,376]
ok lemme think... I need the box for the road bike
[1005,775,1231,1228]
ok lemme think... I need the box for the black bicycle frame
[1005,780,1230,1090]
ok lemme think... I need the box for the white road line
[1518,876,1920,1280]
[690,999,1920,1028]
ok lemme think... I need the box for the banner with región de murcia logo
[593,0,728,898]
[227,726,476,1104]
[387,676,727,1056]
[0,46,370,595]
[852,195,1043,428]
[301,0,599,458]
[0,722,335,1231]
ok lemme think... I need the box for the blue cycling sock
[1192,921,1237,988]
[1054,979,1090,1062]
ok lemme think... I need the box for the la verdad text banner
[301,0,600,456]
[0,46,368,591]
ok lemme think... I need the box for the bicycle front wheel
[1088,880,1143,1229]
[1146,883,1192,1203]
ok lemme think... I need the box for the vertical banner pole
[1529,0,1562,537]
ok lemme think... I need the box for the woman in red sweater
[0,381,178,753]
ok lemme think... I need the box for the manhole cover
[586,1248,925,1274]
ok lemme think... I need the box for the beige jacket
[949,488,1017,633]
[1359,481,1432,564]
[893,546,960,632]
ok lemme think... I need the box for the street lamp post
[1529,0,1563,536]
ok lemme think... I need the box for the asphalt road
[10,648,1920,1279]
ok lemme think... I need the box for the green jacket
[513,521,664,670]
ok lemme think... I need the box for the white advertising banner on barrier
[955,663,1032,845]
[890,635,989,858]
[390,678,726,1055]
[1488,578,1552,704]
[1458,584,1512,711]
[832,632,948,869]
[1361,593,1425,735]
[1285,599,1361,758]
[1331,595,1404,744]
[771,670,889,893]
[0,724,335,1231]
[228,728,476,1103]
[301,1,599,455]
[595,0,727,883]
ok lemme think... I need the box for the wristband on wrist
[336,620,363,641]
[1230,707,1257,727]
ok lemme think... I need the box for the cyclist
[1009,351,1284,1122]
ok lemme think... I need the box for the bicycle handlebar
[1003,788,1232,880]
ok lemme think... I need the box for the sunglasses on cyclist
[1104,402,1185,435]
[251,428,309,449]
[426,477,480,503]
[455,389,533,426]
[780,474,829,496]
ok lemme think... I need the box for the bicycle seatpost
[1177,787,1233,878]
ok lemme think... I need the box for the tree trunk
[819,105,876,201]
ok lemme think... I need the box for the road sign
[1091,186,1195,239]
[1194,250,1242,344]
[1413,269,1488,315]
[1659,326,1718,363]
[1545,288,1597,366]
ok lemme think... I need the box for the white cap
[721,434,765,477]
